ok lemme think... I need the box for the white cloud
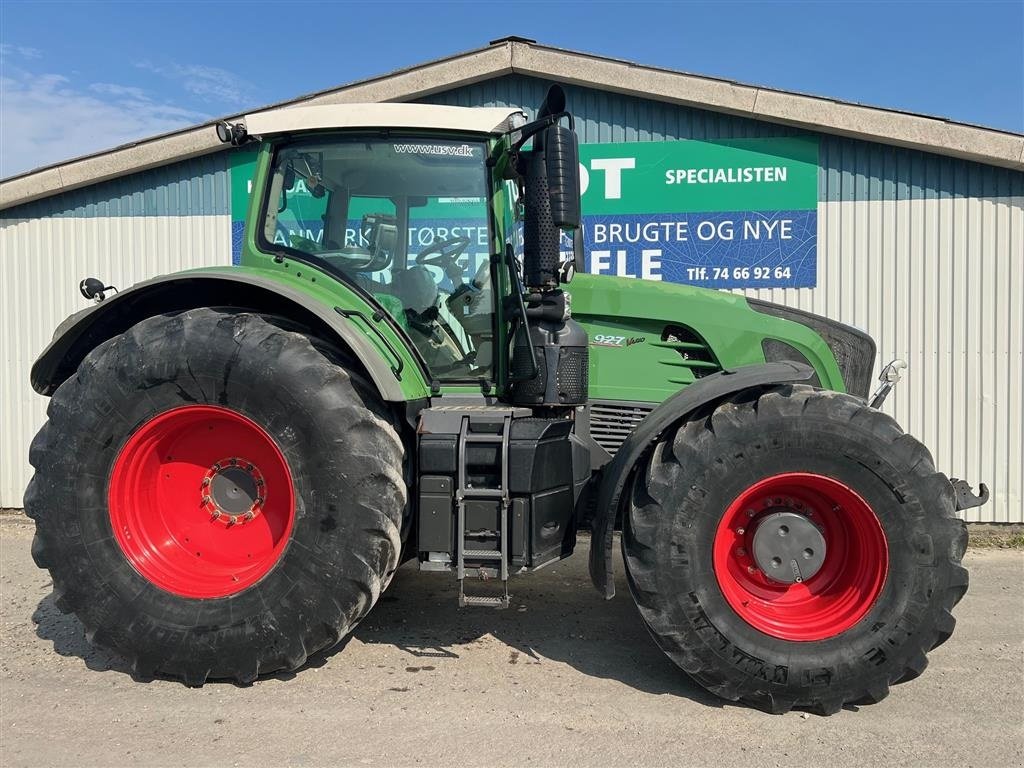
[0,47,262,178]
[135,60,259,108]
[1,67,208,178]
[0,44,42,60]
[89,82,151,101]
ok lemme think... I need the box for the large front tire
[26,308,407,685]
[624,385,968,714]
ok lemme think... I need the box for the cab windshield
[263,136,497,380]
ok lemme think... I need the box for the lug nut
[747,565,757,575]
[736,547,746,557]
[736,527,745,535]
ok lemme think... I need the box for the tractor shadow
[346,543,723,707]
[29,540,719,706]
[31,593,134,676]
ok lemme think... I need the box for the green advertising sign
[578,136,817,214]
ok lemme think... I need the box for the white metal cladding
[0,154,232,508]
[0,215,232,506]
[424,75,1024,523]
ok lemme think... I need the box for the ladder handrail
[456,412,511,608]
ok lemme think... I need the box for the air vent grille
[590,401,656,455]
[652,325,722,381]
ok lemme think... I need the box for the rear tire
[25,308,407,685]
[623,385,968,714]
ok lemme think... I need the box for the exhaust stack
[509,85,589,409]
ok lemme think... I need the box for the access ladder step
[464,434,504,443]
[462,488,504,499]
[462,549,503,559]
[459,594,510,609]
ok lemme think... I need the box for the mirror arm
[509,111,574,155]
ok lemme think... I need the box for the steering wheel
[415,235,471,274]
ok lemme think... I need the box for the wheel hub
[202,459,265,523]
[751,511,826,584]
[712,472,889,641]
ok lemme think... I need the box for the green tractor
[26,86,985,714]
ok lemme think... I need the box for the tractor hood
[567,274,874,402]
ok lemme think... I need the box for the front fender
[587,361,815,598]
[31,268,430,402]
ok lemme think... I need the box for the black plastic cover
[761,339,822,388]
[509,316,588,407]
[748,299,876,399]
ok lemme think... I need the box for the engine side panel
[568,273,850,402]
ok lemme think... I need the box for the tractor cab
[265,136,498,378]
[229,98,587,399]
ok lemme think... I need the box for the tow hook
[869,359,907,409]
[950,479,990,511]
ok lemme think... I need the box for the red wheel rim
[108,405,295,598]
[712,473,888,641]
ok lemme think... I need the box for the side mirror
[543,124,581,230]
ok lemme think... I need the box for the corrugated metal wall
[0,76,1020,523]
[0,154,232,507]
[422,75,1024,523]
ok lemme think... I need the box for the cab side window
[272,177,330,252]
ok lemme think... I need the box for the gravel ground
[1,514,1022,768]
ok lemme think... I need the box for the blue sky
[1,1,1022,177]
